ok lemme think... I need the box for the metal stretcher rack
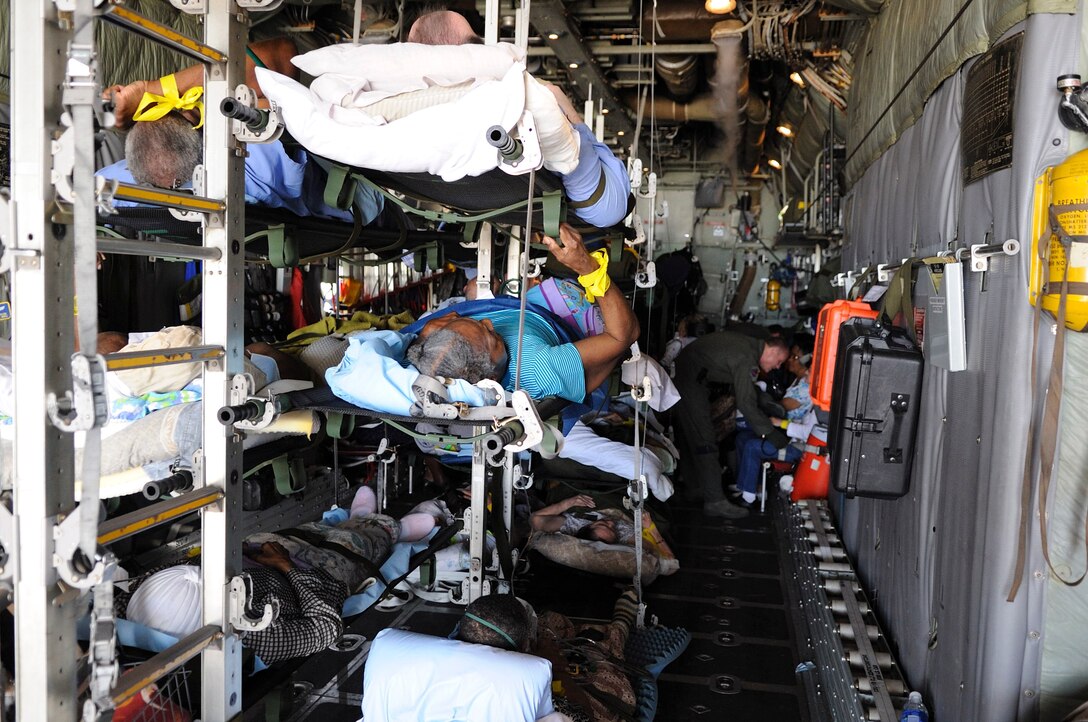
[7,1,249,719]
[4,0,586,718]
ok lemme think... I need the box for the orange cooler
[810,300,878,411]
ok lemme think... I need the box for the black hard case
[828,318,924,498]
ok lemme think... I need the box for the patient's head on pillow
[407,313,508,383]
[408,10,483,45]
[574,518,619,544]
[126,112,203,190]
[458,593,530,652]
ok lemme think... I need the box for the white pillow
[362,628,556,722]
[292,42,525,93]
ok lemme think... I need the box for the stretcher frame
[3,1,600,717]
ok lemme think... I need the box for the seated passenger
[672,331,791,518]
[529,493,677,572]
[732,335,816,507]
[409,10,632,228]
[118,487,441,664]
[405,223,639,402]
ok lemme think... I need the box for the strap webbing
[878,260,917,343]
[322,162,358,211]
[278,527,387,594]
[245,46,268,70]
[271,456,307,496]
[567,168,608,209]
[260,224,295,268]
[1008,204,1088,601]
[325,412,356,439]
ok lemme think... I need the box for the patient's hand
[539,224,597,276]
[103,81,150,129]
[246,541,294,574]
[563,494,595,511]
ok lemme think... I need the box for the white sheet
[256,42,581,182]
[558,420,675,502]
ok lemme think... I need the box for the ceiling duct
[621,92,719,122]
[655,54,700,99]
[741,94,770,173]
[641,0,723,42]
[710,19,749,176]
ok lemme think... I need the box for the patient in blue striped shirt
[406,223,639,403]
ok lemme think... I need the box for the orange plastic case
[791,451,830,501]
[810,299,879,411]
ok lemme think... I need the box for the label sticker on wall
[0,302,11,321]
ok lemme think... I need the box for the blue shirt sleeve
[559,122,632,228]
[243,141,307,208]
[244,143,384,223]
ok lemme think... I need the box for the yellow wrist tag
[577,250,611,303]
[133,74,206,129]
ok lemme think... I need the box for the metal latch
[621,344,655,403]
[229,575,278,633]
[492,110,543,175]
[845,418,882,434]
[47,353,109,432]
[505,390,545,453]
[635,260,657,289]
[411,375,459,420]
[0,504,14,585]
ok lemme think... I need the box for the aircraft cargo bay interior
[0,1,1087,721]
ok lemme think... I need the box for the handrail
[96,236,223,262]
[97,487,224,545]
[110,625,223,708]
[103,345,224,373]
[100,2,227,64]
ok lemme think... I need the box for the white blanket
[256,42,581,182]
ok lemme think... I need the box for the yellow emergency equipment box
[1030,148,1088,331]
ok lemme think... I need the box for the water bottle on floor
[899,691,929,722]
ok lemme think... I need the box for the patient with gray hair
[405,318,508,383]
[125,112,203,190]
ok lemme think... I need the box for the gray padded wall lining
[838,13,1086,722]
[1042,329,1088,720]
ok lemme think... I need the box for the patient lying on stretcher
[399,224,639,400]
[116,486,442,664]
[529,494,677,569]
[98,37,384,223]
[255,10,632,228]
